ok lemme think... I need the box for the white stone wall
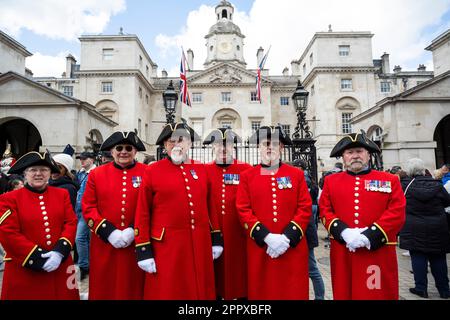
[433,37,450,76]
[0,42,26,75]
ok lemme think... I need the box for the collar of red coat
[345,168,372,176]
[25,183,47,194]
[113,161,137,170]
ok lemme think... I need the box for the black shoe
[439,292,449,299]
[409,288,428,298]
[80,268,89,281]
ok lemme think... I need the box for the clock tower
[204,0,246,68]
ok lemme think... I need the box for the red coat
[0,186,79,300]
[236,164,312,300]
[82,162,146,300]
[134,159,218,300]
[205,161,252,300]
[319,170,406,300]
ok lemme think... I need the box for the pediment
[0,72,76,105]
[404,75,450,99]
[188,63,272,86]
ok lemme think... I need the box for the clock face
[219,41,232,54]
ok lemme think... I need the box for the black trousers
[410,250,449,294]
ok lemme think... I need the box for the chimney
[65,54,76,78]
[393,65,402,73]
[291,60,300,76]
[161,69,168,78]
[417,64,426,72]
[257,47,264,67]
[282,67,289,77]
[152,65,158,77]
[381,53,390,74]
[187,49,194,71]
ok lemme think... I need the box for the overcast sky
[1,0,449,77]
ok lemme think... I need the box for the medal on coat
[190,169,199,180]
[233,174,240,185]
[223,174,232,185]
[286,176,293,189]
[132,176,142,188]
[276,177,284,189]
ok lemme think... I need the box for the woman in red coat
[0,151,79,300]
[236,126,312,300]
[204,128,252,300]
[82,131,147,300]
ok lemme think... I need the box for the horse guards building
[0,0,449,173]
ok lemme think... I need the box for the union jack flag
[256,47,270,103]
[180,49,192,107]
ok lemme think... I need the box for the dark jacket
[304,172,319,248]
[399,175,450,253]
[49,176,80,210]
[0,173,8,194]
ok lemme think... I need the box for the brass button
[42,211,47,215]
[355,213,359,217]
[102,224,106,228]
[38,248,42,251]
[191,219,195,224]
[189,202,194,207]
[355,200,360,204]
[122,194,126,198]
[44,222,49,227]
[43,216,48,221]
[355,206,359,210]
[45,228,50,232]
[371,226,377,231]
[191,225,195,230]
[354,220,359,225]
[40,202,45,205]
[29,260,34,265]
[121,208,126,212]
[333,223,338,227]
[46,241,52,246]
[273,218,278,223]
[121,215,125,220]
[123,176,126,180]
[122,201,126,205]
[142,247,146,251]
[123,182,127,186]
[273,206,277,210]
[41,206,46,210]
[355,193,359,197]
[185,179,189,183]
[271,178,276,181]
[244,223,248,230]
[122,188,127,192]
[123,171,127,175]
[355,187,359,191]
[274,212,278,216]
[356,182,360,185]
[46,235,51,239]
[191,211,195,215]
[63,241,68,246]
[293,226,297,230]
[39,196,44,200]
[186,186,191,190]
[180,166,184,170]
[256,226,261,231]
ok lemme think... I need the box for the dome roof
[215,0,232,8]
[208,19,242,35]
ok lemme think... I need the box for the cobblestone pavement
[1,225,449,300]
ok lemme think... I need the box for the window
[146,65,149,76]
[221,121,233,129]
[139,87,142,99]
[192,93,203,103]
[339,45,350,56]
[342,113,353,134]
[138,119,142,137]
[303,64,306,74]
[101,81,113,93]
[282,125,291,136]
[145,94,149,105]
[145,123,149,142]
[237,45,240,51]
[380,82,391,93]
[311,85,315,96]
[63,86,73,97]
[280,97,290,106]
[341,79,352,90]
[309,53,313,65]
[139,55,143,68]
[102,49,113,61]
[221,92,231,103]
[250,91,258,102]
[251,121,261,133]
[192,121,204,138]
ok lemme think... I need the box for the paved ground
[1,225,449,300]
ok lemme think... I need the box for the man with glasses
[203,128,252,300]
[134,122,223,300]
[236,126,312,300]
[82,131,147,300]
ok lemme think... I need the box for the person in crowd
[236,126,312,300]
[135,122,222,300]
[319,131,406,299]
[49,154,79,209]
[442,164,450,186]
[204,128,252,300]
[399,158,450,299]
[293,159,325,300]
[143,155,156,165]
[99,151,113,165]
[7,176,24,192]
[82,132,147,300]
[0,151,79,299]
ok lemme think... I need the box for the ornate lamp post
[162,80,178,125]
[291,80,318,183]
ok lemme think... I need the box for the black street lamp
[290,80,318,183]
[162,80,178,125]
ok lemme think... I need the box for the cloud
[25,52,73,77]
[0,0,126,41]
[155,0,450,76]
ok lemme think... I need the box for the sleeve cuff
[250,222,270,247]
[283,222,304,248]
[211,231,224,247]
[95,219,117,243]
[53,238,73,262]
[22,245,50,272]
[328,219,349,244]
[135,243,154,261]
[361,224,388,251]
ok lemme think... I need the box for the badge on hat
[132,176,142,188]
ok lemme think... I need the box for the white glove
[121,228,135,247]
[264,233,290,256]
[343,228,369,252]
[212,246,224,260]
[41,251,64,272]
[138,258,157,274]
[266,247,281,259]
[108,229,127,249]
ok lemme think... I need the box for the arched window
[237,45,240,51]
[222,9,228,19]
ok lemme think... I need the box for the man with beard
[82,131,147,300]
[204,128,252,300]
[134,122,223,300]
[236,126,312,300]
[319,131,406,299]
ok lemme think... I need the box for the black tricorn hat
[248,126,292,146]
[330,130,381,158]
[100,131,146,151]
[203,128,242,145]
[155,122,201,146]
[8,151,60,175]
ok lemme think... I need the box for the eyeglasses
[26,168,51,174]
[115,145,134,152]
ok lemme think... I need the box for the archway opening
[0,118,42,158]
[434,114,450,168]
